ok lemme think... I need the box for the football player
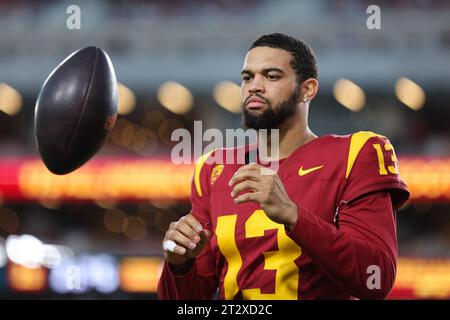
[158,33,409,300]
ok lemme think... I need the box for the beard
[242,89,300,130]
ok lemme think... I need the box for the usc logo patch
[211,165,224,185]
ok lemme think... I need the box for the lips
[246,97,266,110]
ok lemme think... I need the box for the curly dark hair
[249,33,318,83]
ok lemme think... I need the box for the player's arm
[287,191,398,299]
[230,166,400,299]
[229,133,409,299]
[157,151,219,300]
[286,134,409,299]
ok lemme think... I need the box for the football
[34,47,118,175]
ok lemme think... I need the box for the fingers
[183,214,203,233]
[177,219,201,243]
[230,179,258,198]
[163,240,186,255]
[163,214,205,256]
[168,228,197,250]
[234,191,263,205]
[198,229,212,245]
[229,164,261,187]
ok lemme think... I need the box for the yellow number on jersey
[216,210,302,300]
[373,143,399,175]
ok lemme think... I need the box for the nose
[247,75,265,95]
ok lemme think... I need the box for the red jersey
[158,131,410,300]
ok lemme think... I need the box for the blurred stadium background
[1,0,450,299]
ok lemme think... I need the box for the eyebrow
[241,67,285,75]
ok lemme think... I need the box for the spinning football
[34,47,118,175]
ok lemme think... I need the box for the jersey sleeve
[287,191,398,299]
[157,150,219,299]
[341,131,410,209]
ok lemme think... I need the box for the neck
[259,105,317,161]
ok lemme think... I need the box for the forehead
[242,46,294,72]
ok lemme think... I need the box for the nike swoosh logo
[298,165,324,176]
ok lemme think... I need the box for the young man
[157,33,409,300]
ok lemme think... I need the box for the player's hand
[229,163,298,230]
[162,213,211,267]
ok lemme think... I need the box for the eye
[242,74,252,82]
[267,74,279,81]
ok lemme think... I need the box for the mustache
[244,93,270,105]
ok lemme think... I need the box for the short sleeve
[341,132,409,209]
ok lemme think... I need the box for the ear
[300,78,319,102]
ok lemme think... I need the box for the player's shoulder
[318,130,390,146]
[300,131,386,157]
[334,131,409,207]
[304,131,396,178]
[195,145,252,168]
[192,148,219,197]
[327,131,395,175]
[319,131,393,153]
